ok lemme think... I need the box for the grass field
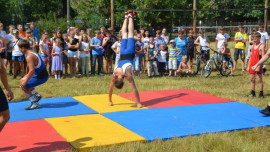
[6,41,270,152]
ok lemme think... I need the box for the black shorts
[187,50,194,60]
[158,62,166,73]
[6,51,12,60]
[0,52,5,59]
[201,49,210,61]
[0,87,9,112]
[234,48,245,60]
[104,50,114,59]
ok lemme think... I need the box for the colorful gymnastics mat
[0,89,269,151]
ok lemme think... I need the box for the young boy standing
[18,39,49,110]
[221,42,233,76]
[146,37,159,77]
[90,31,104,76]
[234,26,247,72]
[187,30,196,70]
[133,33,143,78]
[247,32,265,98]
[252,40,270,116]
[215,26,230,62]
[168,40,178,77]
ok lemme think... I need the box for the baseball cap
[13,29,19,33]
[170,40,175,43]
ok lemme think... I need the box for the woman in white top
[79,34,90,76]
[194,30,210,63]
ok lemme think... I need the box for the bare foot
[109,102,114,106]
[137,103,143,108]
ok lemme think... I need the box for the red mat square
[120,89,233,108]
[0,119,73,152]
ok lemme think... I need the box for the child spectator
[220,42,233,76]
[102,31,115,74]
[142,30,150,73]
[39,32,50,67]
[247,32,265,98]
[245,29,256,68]
[62,34,69,75]
[168,40,178,77]
[158,44,168,76]
[80,34,90,76]
[175,31,188,67]
[111,35,122,69]
[133,33,143,78]
[5,25,15,75]
[51,38,63,79]
[233,25,247,72]
[0,23,6,37]
[177,55,193,76]
[67,30,79,77]
[146,37,159,77]
[17,24,25,38]
[187,30,196,70]
[9,29,24,79]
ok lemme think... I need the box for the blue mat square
[9,101,43,122]
[9,97,97,122]
[103,102,270,141]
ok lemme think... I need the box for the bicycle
[201,48,233,78]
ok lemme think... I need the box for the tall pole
[264,0,268,31]
[193,0,197,33]
[111,0,115,31]
[67,0,70,28]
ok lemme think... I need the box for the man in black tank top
[108,10,143,108]
[0,51,14,133]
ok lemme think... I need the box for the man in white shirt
[257,25,269,53]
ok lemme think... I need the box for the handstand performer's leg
[128,17,134,38]
[121,18,128,40]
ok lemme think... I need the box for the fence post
[111,0,115,31]
[264,0,268,31]
[193,0,197,34]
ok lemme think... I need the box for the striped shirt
[168,46,179,60]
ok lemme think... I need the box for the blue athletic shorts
[0,87,9,112]
[12,55,24,62]
[26,77,49,89]
[120,38,135,55]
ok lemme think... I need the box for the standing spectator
[10,29,24,78]
[158,44,168,76]
[62,34,69,75]
[247,32,265,98]
[143,29,150,73]
[245,29,256,68]
[168,40,178,77]
[133,33,143,78]
[194,30,210,64]
[187,30,196,70]
[103,31,115,74]
[90,31,104,76]
[111,35,122,69]
[5,25,15,75]
[80,34,90,76]
[100,27,106,73]
[146,37,159,77]
[17,24,26,38]
[51,38,63,79]
[161,28,169,45]
[233,25,247,72]
[136,33,144,74]
[0,35,5,59]
[175,31,188,67]
[140,28,145,38]
[29,22,39,43]
[74,27,81,41]
[154,30,166,67]
[257,25,269,52]
[0,23,6,37]
[221,42,233,76]
[39,32,50,68]
[67,30,79,78]
[86,28,92,69]
[215,26,230,62]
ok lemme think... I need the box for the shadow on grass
[40,102,79,109]
[18,141,73,152]
[70,137,93,148]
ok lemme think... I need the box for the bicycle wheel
[219,58,233,76]
[201,60,213,78]
[194,55,201,74]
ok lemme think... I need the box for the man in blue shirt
[90,31,104,76]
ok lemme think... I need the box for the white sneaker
[25,102,40,110]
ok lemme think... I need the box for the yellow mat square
[46,114,146,150]
[73,94,147,113]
